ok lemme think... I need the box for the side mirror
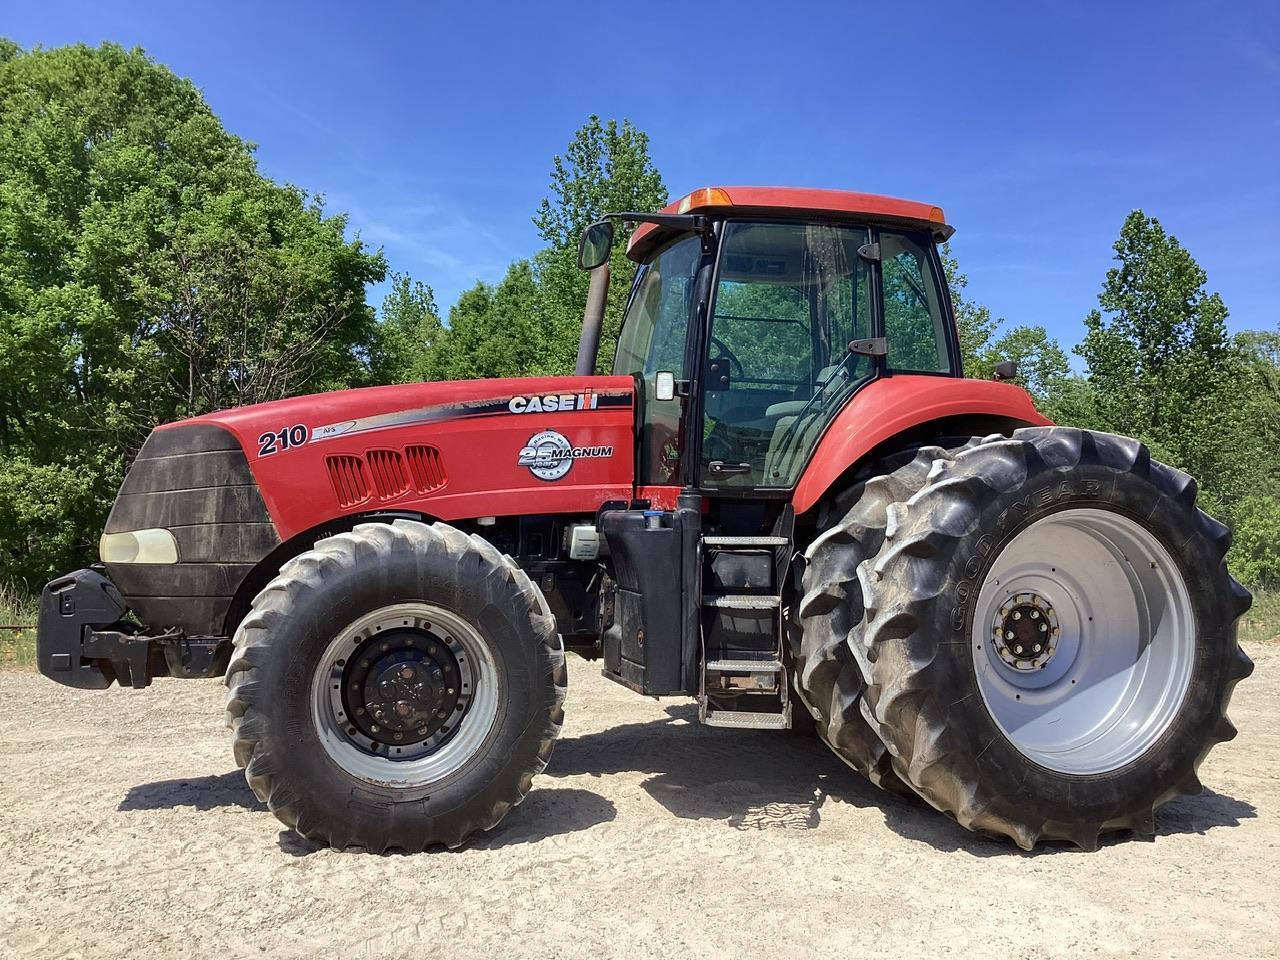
[992,360,1018,381]
[577,220,614,270]
[654,371,676,402]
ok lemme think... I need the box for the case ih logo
[517,430,613,481]
[508,392,600,414]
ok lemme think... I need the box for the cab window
[701,221,873,488]
[880,231,951,373]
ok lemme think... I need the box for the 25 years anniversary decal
[517,430,613,481]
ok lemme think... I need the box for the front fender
[791,375,1052,515]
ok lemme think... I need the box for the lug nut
[393,733,403,741]
[447,688,455,695]
[437,710,447,718]
[1030,610,1039,619]
[1033,644,1042,653]
[1014,645,1024,654]
[1012,611,1021,620]
[1005,631,1015,640]
[370,724,380,733]
[1040,622,1047,632]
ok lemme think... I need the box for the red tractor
[37,186,1252,852]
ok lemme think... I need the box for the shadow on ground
[275,786,617,857]
[121,771,615,856]
[120,769,265,813]
[547,703,1257,855]
[119,704,1255,858]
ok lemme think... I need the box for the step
[701,710,789,730]
[702,535,790,547]
[703,594,781,609]
[706,659,783,673]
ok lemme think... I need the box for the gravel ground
[1,644,1276,960]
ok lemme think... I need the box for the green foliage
[0,40,384,584]
[371,273,442,384]
[941,244,1070,401]
[1072,211,1280,584]
[531,116,667,373]
[0,579,38,668]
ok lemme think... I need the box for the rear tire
[852,428,1253,849]
[224,519,566,852]
[793,442,978,792]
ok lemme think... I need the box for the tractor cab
[576,187,961,724]
[588,187,958,493]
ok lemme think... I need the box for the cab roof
[626,186,953,261]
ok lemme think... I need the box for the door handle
[708,460,751,476]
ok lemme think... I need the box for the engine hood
[166,375,638,541]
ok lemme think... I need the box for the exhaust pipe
[575,263,610,375]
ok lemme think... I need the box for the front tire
[224,520,566,852]
[853,428,1253,849]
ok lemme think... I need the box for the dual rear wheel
[795,427,1253,849]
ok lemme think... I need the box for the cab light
[100,529,179,564]
[677,187,733,214]
[929,205,947,224]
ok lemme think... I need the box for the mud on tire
[224,519,566,852]
[851,427,1253,849]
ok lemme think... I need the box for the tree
[940,244,1070,402]
[0,40,384,584]
[1074,211,1279,582]
[371,273,443,384]
[432,262,553,381]
[532,116,667,373]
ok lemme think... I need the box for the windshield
[613,233,701,483]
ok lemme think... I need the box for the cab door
[699,221,875,489]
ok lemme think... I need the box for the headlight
[99,529,179,564]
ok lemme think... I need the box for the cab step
[701,709,790,730]
[701,535,790,547]
[703,594,780,609]
[706,659,783,673]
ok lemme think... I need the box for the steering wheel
[709,335,744,379]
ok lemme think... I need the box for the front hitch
[37,569,226,689]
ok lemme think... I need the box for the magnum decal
[517,430,614,481]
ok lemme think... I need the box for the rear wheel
[851,428,1253,849]
[224,519,566,852]
[793,442,978,792]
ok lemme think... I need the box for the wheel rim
[972,508,1195,775]
[310,602,500,786]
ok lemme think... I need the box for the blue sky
[7,1,1279,356]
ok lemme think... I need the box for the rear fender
[792,375,1051,516]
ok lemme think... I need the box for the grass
[1238,587,1280,645]
[0,581,38,669]
[0,581,1276,673]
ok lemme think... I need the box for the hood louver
[326,445,446,509]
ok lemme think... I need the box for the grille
[405,444,448,494]
[326,455,372,508]
[366,449,411,501]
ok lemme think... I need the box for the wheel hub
[992,592,1059,671]
[320,616,476,761]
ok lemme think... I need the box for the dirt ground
[1,645,1276,960]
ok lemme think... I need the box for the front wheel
[852,428,1253,849]
[224,520,566,852]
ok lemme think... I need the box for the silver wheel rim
[972,508,1195,775]
[310,602,500,786]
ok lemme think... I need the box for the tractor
[37,186,1253,852]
